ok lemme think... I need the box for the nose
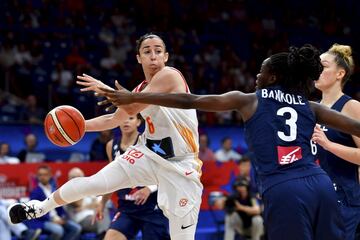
[256,73,260,78]
[150,51,156,60]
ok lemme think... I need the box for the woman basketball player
[311,44,360,240]
[96,45,360,240]
[9,33,202,240]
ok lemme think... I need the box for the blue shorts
[262,174,345,240]
[337,190,360,240]
[109,208,170,240]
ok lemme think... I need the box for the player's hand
[92,201,105,224]
[76,73,114,94]
[98,80,133,111]
[132,187,151,205]
[312,124,331,150]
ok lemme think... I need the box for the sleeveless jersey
[134,67,200,161]
[244,86,325,194]
[317,95,360,206]
[112,135,158,213]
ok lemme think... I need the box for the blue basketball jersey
[244,86,325,194]
[317,95,360,206]
[112,136,158,213]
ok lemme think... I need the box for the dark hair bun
[288,44,323,80]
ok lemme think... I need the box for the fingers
[115,80,124,90]
[105,105,116,112]
[97,99,110,106]
[80,86,96,92]
[98,86,114,93]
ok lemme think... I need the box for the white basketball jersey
[134,68,199,158]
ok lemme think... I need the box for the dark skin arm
[310,101,360,137]
[98,87,360,138]
[98,88,258,122]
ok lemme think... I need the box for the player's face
[120,115,140,134]
[137,37,169,75]
[256,58,273,89]
[315,53,341,91]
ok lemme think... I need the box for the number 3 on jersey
[277,107,298,142]
[146,116,155,134]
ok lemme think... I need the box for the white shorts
[96,136,203,218]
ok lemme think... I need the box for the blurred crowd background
[1,0,360,126]
[1,1,360,239]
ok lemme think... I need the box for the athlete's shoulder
[343,99,360,119]
[154,66,183,79]
[151,66,187,93]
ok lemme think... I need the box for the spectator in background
[237,155,259,197]
[28,165,81,240]
[20,95,46,124]
[0,142,20,164]
[215,137,242,162]
[198,133,215,161]
[64,167,110,237]
[89,129,112,161]
[51,63,73,106]
[17,133,45,163]
[214,176,263,240]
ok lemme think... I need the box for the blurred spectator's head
[37,165,52,185]
[238,155,251,177]
[27,95,38,107]
[221,137,232,151]
[25,133,38,150]
[0,142,10,156]
[233,176,250,199]
[199,133,210,150]
[68,167,85,180]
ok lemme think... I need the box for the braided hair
[268,44,323,96]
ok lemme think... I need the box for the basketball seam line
[59,108,81,138]
[49,110,76,145]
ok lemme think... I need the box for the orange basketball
[44,105,85,147]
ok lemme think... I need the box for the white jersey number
[277,107,298,142]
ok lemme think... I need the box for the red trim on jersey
[133,80,148,93]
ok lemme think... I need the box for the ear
[164,52,169,63]
[336,68,346,80]
[136,54,141,64]
[269,75,277,84]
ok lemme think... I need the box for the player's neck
[320,86,344,107]
[121,131,139,147]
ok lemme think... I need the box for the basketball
[44,105,85,147]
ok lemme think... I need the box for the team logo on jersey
[122,149,143,164]
[128,149,144,159]
[179,198,188,207]
[277,146,302,165]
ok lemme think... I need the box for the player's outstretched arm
[85,108,129,132]
[310,101,360,138]
[100,89,252,112]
